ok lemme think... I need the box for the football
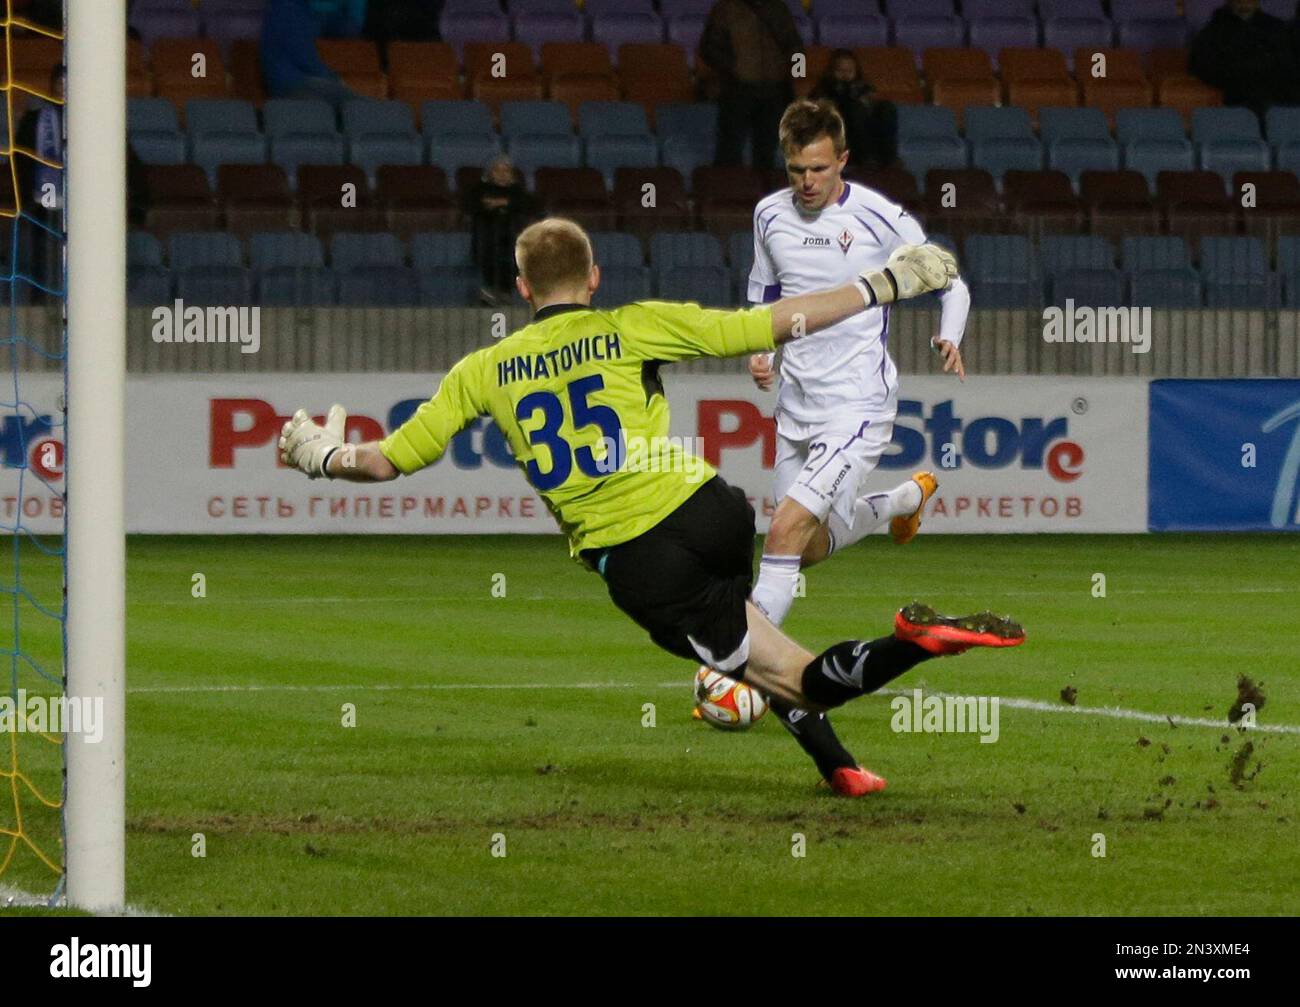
[692,667,769,730]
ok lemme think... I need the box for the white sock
[826,479,923,555]
[751,554,802,628]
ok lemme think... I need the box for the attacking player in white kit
[735,98,972,796]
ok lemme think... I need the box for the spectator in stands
[811,49,897,172]
[1190,0,1300,124]
[699,0,803,171]
[364,0,441,48]
[464,155,540,306]
[260,0,362,105]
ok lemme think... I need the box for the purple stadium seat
[590,13,665,49]
[439,12,511,60]
[892,17,965,61]
[1038,0,1104,17]
[963,0,1032,17]
[128,6,201,47]
[884,0,953,16]
[1111,0,1178,21]
[513,12,586,56]
[1118,20,1189,52]
[1184,0,1222,30]
[968,18,1040,63]
[667,15,705,63]
[586,0,654,13]
[508,0,577,11]
[1043,19,1114,66]
[444,0,508,12]
[815,14,889,48]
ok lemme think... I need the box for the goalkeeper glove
[279,404,346,479]
[857,243,958,308]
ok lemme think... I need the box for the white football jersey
[748,181,963,429]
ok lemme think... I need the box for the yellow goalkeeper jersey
[379,300,775,555]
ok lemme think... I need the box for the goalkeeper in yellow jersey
[279,218,1023,791]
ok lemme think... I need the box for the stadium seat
[1192,108,1270,183]
[964,106,1034,142]
[855,47,924,104]
[728,230,755,273]
[963,0,1032,16]
[1128,268,1202,307]
[417,268,483,306]
[338,266,421,306]
[963,234,1041,307]
[656,265,730,306]
[539,42,613,83]
[666,14,706,64]
[264,99,338,141]
[967,19,1041,66]
[593,265,653,305]
[176,265,253,306]
[1280,237,1300,280]
[421,100,496,140]
[217,164,295,236]
[1042,19,1113,67]
[1049,269,1126,308]
[249,232,326,271]
[270,136,347,183]
[299,164,381,238]
[814,14,889,48]
[896,105,968,176]
[850,165,920,210]
[619,44,693,116]
[1158,77,1223,126]
[331,232,406,272]
[143,164,220,235]
[257,267,338,306]
[500,100,573,140]
[656,102,719,176]
[590,13,665,51]
[169,230,244,270]
[1199,235,1270,281]
[1233,171,1300,250]
[998,48,1071,92]
[373,165,457,237]
[930,84,1000,130]
[464,41,536,86]
[130,5,201,47]
[185,99,266,178]
[1122,235,1193,272]
[410,233,475,273]
[128,98,187,165]
[508,135,583,183]
[1002,170,1085,234]
[513,11,586,58]
[1117,18,1187,53]
[1038,0,1104,16]
[578,101,650,139]
[1080,169,1159,239]
[128,232,165,268]
[388,42,462,107]
[1158,170,1238,247]
[893,17,965,62]
[614,166,690,236]
[589,232,645,268]
[649,231,724,270]
[343,100,424,179]
[971,138,1043,178]
[585,135,660,188]
[884,0,954,14]
[202,5,266,62]
[1041,234,1116,273]
[228,38,264,104]
[534,167,614,230]
[1124,141,1195,190]
[922,168,1001,243]
[152,38,229,104]
[128,266,173,306]
[316,40,387,99]
[692,167,765,237]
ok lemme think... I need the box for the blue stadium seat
[1128,269,1202,307]
[578,101,649,138]
[1039,0,1104,17]
[1116,108,1185,144]
[351,134,425,179]
[128,97,186,164]
[270,134,347,182]
[649,232,724,269]
[589,231,644,267]
[338,266,421,306]
[330,232,406,271]
[417,268,482,306]
[185,98,261,139]
[1112,0,1179,18]
[341,99,417,140]
[1040,235,1116,273]
[1265,106,1300,146]
[420,101,496,139]
[898,138,969,178]
[1124,140,1195,189]
[656,265,731,306]
[128,266,172,306]
[1049,269,1126,307]
[1122,236,1193,271]
[1192,107,1270,182]
[1192,107,1262,144]
[1199,141,1270,183]
[500,100,573,141]
[884,0,954,14]
[263,99,338,139]
[1279,236,1300,275]
[660,136,714,179]
[1049,138,1120,183]
[176,265,253,306]
[1203,273,1281,309]
[128,232,164,268]
[192,133,268,180]
[593,265,653,305]
[1285,271,1300,308]
[897,105,961,140]
[585,135,659,187]
[964,234,1040,307]
[257,266,338,306]
[427,135,503,176]
[655,102,718,141]
[248,232,325,270]
[169,231,244,270]
[130,132,187,164]
[971,138,1043,178]
[964,0,1033,15]
[410,232,474,269]
[728,231,754,274]
[1041,236,1121,307]
[1199,235,1280,307]
[964,107,1035,142]
[508,135,583,182]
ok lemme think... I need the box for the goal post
[63,0,126,912]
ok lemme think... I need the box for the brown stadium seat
[388,42,461,108]
[619,44,693,119]
[922,168,1003,242]
[1158,170,1238,249]
[128,38,151,97]
[1006,80,1080,126]
[1158,76,1222,127]
[541,42,614,84]
[229,39,264,104]
[923,47,994,84]
[855,47,924,105]
[217,164,296,236]
[1080,169,1160,240]
[463,42,535,85]
[298,163,382,239]
[792,45,832,99]
[1081,78,1154,129]
[1002,170,1085,236]
[144,164,220,236]
[931,80,999,129]
[694,165,766,236]
[376,165,457,236]
[1232,171,1300,254]
[549,75,621,122]
[472,75,545,118]
[535,167,615,231]
[316,39,387,98]
[614,166,688,236]
[849,165,920,211]
[1148,47,1189,85]
[455,165,487,195]
[999,48,1071,88]
[153,38,229,104]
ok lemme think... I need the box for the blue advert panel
[1149,379,1300,531]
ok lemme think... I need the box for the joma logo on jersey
[801,236,831,246]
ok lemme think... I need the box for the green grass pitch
[3,533,1298,916]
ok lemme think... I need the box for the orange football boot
[894,602,1026,656]
[828,765,888,796]
[890,471,938,545]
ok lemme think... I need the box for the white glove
[279,404,346,479]
[857,243,958,307]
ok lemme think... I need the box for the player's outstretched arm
[279,406,399,482]
[769,242,958,344]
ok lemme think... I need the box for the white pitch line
[126,679,1300,736]
[0,883,166,918]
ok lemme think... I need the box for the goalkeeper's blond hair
[515,218,594,299]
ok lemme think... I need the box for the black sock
[800,636,932,710]
[768,697,857,780]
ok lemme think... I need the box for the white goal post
[63,0,127,912]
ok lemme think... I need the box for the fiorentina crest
[838,228,854,254]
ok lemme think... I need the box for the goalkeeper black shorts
[582,475,756,675]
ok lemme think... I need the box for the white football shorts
[773,414,897,528]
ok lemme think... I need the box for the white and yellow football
[692,667,769,730]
